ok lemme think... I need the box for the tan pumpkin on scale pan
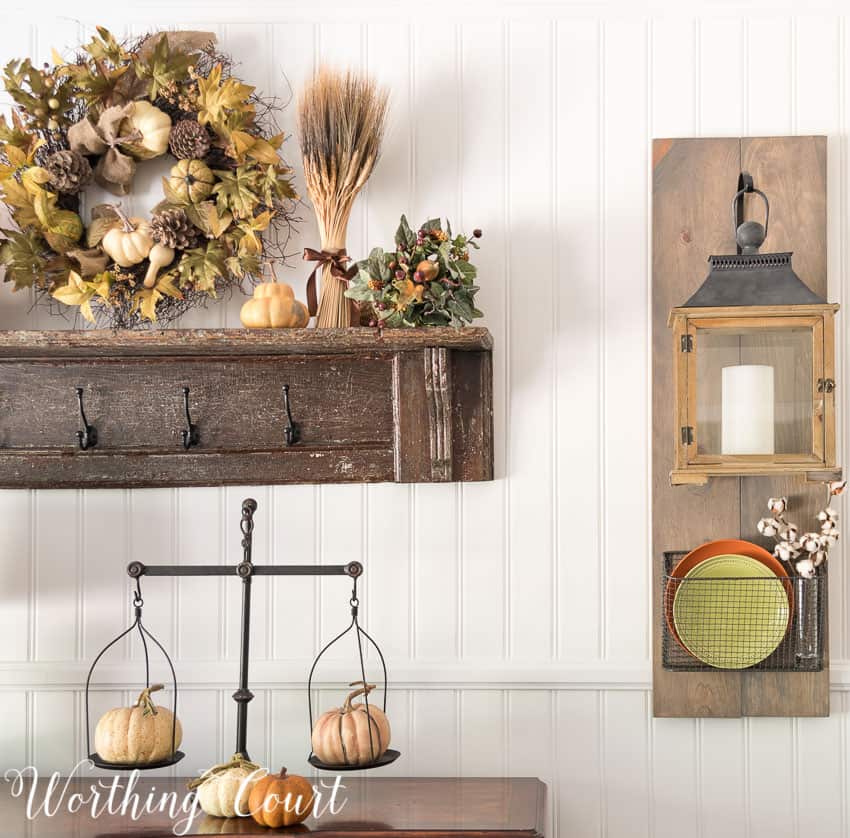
[94,683,182,765]
[311,681,391,767]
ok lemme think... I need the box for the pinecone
[168,120,211,160]
[44,150,93,194]
[150,208,203,250]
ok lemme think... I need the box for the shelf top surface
[0,327,493,357]
[0,776,545,836]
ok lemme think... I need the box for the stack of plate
[665,539,793,669]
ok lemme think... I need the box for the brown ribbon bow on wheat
[67,104,141,196]
[302,247,358,317]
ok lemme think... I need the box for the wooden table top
[0,776,546,838]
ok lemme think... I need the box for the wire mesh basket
[661,551,826,672]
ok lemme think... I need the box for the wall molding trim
[4,660,850,691]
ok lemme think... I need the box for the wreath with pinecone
[0,27,297,327]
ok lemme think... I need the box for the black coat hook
[75,387,97,451]
[180,387,200,450]
[282,384,299,446]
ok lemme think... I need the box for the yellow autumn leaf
[0,179,41,228]
[21,166,52,193]
[0,139,45,181]
[155,272,183,299]
[131,287,162,322]
[394,278,425,311]
[51,47,66,66]
[4,146,28,169]
[32,189,82,241]
[237,210,271,256]
[203,202,233,238]
[92,272,113,302]
[196,63,255,128]
[52,271,97,322]
[228,131,281,165]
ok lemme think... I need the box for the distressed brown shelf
[0,327,493,488]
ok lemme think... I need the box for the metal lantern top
[681,172,826,309]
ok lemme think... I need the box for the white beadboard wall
[2,3,850,837]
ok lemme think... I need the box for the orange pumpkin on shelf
[311,681,391,767]
[240,282,310,329]
[248,767,315,828]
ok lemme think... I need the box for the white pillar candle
[721,365,775,455]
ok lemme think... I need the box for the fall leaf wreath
[0,27,297,326]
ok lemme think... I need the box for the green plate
[672,554,790,669]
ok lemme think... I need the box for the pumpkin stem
[111,202,136,233]
[263,259,279,283]
[185,753,262,791]
[135,683,164,716]
[278,767,288,778]
[342,682,376,713]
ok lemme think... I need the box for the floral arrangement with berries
[0,27,297,327]
[345,215,483,328]
[756,480,846,577]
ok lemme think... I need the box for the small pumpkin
[120,101,172,159]
[168,159,215,204]
[102,206,153,267]
[311,681,391,767]
[248,767,315,828]
[189,753,265,819]
[240,282,310,329]
[94,683,182,765]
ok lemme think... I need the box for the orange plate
[664,539,792,652]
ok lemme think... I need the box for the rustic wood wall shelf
[0,327,493,489]
[652,135,831,718]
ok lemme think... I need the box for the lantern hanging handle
[731,172,770,254]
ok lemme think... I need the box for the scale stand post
[126,498,363,763]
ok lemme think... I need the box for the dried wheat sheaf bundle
[298,66,389,328]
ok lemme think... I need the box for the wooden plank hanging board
[651,136,830,718]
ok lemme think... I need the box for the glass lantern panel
[694,325,815,457]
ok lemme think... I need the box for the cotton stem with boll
[756,480,846,577]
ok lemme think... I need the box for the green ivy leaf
[395,215,415,249]
[454,259,476,283]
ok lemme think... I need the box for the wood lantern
[669,174,840,486]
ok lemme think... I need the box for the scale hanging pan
[84,578,184,770]
[307,575,400,771]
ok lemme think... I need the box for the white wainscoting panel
[1,4,850,837]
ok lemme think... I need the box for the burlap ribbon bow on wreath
[67,104,141,196]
